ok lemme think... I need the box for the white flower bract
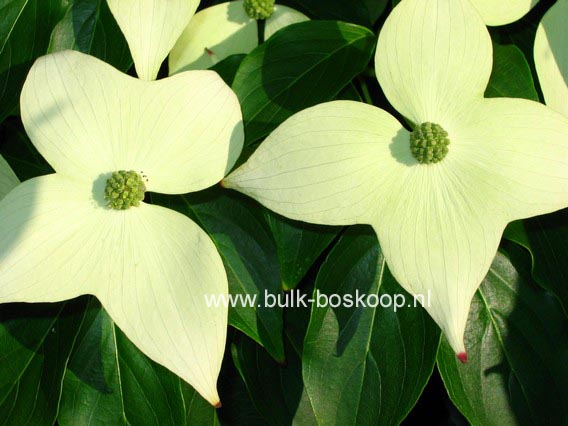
[107,0,200,80]
[0,50,244,406]
[223,0,568,358]
[534,0,568,117]
[469,0,539,26]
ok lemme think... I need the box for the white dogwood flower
[0,50,243,406]
[534,0,568,116]
[223,0,568,360]
[169,0,308,73]
[107,0,200,80]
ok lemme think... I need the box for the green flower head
[224,0,568,360]
[244,0,275,20]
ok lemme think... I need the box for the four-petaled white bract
[224,0,568,358]
[169,0,308,74]
[0,50,244,406]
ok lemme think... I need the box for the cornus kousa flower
[169,0,308,73]
[534,0,568,117]
[0,49,243,406]
[224,0,568,360]
[468,0,539,26]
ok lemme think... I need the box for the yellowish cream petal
[107,0,199,80]
[534,0,568,116]
[21,51,243,194]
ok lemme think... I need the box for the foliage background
[0,0,566,424]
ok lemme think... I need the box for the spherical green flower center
[244,0,275,19]
[409,122,450,164]
[104,170,146,210]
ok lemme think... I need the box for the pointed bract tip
[214,401,222,409]
[457,352,468,364]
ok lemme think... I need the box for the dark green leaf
[303,226,440,425]
[504,209,568,315]
[490,0,555,77]
[280,0,388,27]
[438,248,568,425]
[155,188,285,362]
[232,284,317,426]
[232,20,376,145]
[0,0,66,121]
[217,340,267,426]
[0,118,53,181]
[485,42,538,101]
[265,212,338,290]
[209,54,246,87]
[336,81,364,102]
[232,333,317,426]
[58,298,216,425]
[0,299,87,425]
[48,0,132,71]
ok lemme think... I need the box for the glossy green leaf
[265,212,339,290]
[216,342,266,426]
[336,81,364,102]
[58,298,216,425]
[155,188,285,362]
[232,333,317,426]
[281,0,388,27]
[438,247,568,425]
[48,0,132,71]
[232,20,376,145]
[303,226,440,425]
[485,42,538,101]
[504,209,568,315]
[493,1,548,71]
[0,0,65,121]
[0,299,87,425]
[232,282,318,425]
[0,118,53,181]
[209,54,247,87]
